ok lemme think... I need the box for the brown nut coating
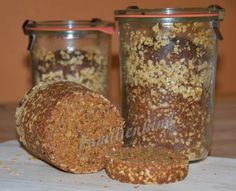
[105,146,189,184]
[15,81,123,173]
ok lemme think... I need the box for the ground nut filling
[32,48,108,95]
[105,146,189,184]
[122,22,215,161]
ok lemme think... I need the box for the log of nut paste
[105,146,189,184]
[15,81,123,173]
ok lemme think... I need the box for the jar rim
[114,5,224,21]
[23,19,114,35]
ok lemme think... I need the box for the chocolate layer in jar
[31,48,108,96]
[123,22,215,161]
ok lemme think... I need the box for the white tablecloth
[0,140,235,191]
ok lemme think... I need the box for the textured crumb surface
[105,146,189,184]
[15,81,123,173]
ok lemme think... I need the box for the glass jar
[115,5,224,161]
[23,19,114,96]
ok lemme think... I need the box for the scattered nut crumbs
[28,156,38,161]
[1,164,20,176]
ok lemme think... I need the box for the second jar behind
[23,19,113,96]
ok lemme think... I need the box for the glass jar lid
[115,5,224,22]
[23,18,114,35]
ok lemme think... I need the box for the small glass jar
[23,19,114,96]
[115,5,224,161]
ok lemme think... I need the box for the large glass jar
[115,5,224,161]
[23,19,113,96]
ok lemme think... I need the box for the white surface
[0,140,236,191]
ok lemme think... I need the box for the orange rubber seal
[115,13,219,18]
[26,26,115,35]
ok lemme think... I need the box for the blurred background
[0,0,235,103]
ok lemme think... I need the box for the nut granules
[15,81,123,173]
[122,22,215,161]
[105,146,189,184]
[32,48,108,95]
